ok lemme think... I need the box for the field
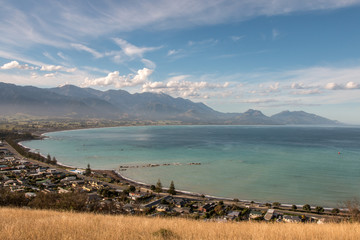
[1,207,360,240]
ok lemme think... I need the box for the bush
[331,208,340,215]
[303,204,311,212]
[315,206,324,214]
[272,202,281,209]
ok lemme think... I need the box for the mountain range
[0,82,340,125]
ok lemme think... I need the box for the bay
[21,125,360,207]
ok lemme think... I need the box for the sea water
[22,125,360,207]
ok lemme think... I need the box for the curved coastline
[19,125,359,209]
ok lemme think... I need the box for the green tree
[155,179,162,193]
[46,154,51,164]
[168,181,176,195]
[84,163,91,176]
[331,208,340,215]
[315,206,324,214]
[51,156,57,165]
[291,204,297,211]
[303,204,311,212]
[272,202,281,209]
[150,185,156,191]
[128,185,136,193]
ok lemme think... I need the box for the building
[264,209,275,221]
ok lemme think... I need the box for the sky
[1,0,360,124]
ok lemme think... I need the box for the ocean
[21,125,360,207]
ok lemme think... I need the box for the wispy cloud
[167,49,181,56]
[231,35,244,42]
[1,1,359,50]
[71,43,103,58]
[272,28,280,40]
[188,39,218,47]
[113,38,161,58]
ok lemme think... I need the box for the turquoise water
[22,125,360,207]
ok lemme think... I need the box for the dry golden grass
[1,207,360,240]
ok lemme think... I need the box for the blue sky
[1,0,360,124]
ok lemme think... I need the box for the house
[156,204,170,212]
[173,207,191,214]
[47,169,58,174]
[172,198,187,208]
[123,203,135,213]
[61,176,77,182]
[36,167,48,173]
[198,203,215,213]
[264,209,275,221]
[226,211,240,220]
[249,210,263,219]
[129,192,146,200]
[69,169,85,174]
[283,215,301,223]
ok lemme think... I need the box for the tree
[345,199,360,222]
[51,156,57,165]
[291,205,297,211]
[303,204,311,212]
[128,185,136,193]
[46,154,51,164]
[272,202,281,209]
[168,181,176,195]
[85,164,91,176]
[150,185,156,191]
[315,206,324,214]
[155,179,162,193]
[331,208,340,215]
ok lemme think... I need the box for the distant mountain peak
[244,109,265,116]
[0,81,341,125]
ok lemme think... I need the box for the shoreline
[114,170,338,210]
[19,126,350,210]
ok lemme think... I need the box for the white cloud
[1,1,360,50]
[44,73,56,78]
[141,59,156,69]
[82,68,153,88]
[345,81,360,89]
[0,60,36,70]
[113,38,161,58]
[41,65,64,71]
[291,89,321,95]
[325,81,360,90]
[71,43,103,58]
[142,75,230,98]
[40,64,76,73]
[188,38,218,47]
[57,52,68,60]
[0,61,20,69]
[167,49,180,56]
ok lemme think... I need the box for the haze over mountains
[0,82,340,125]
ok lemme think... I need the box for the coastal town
[0,137,348,223]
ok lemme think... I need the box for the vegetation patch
[153,228,179,239]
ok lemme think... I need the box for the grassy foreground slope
[1,208,360,240]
